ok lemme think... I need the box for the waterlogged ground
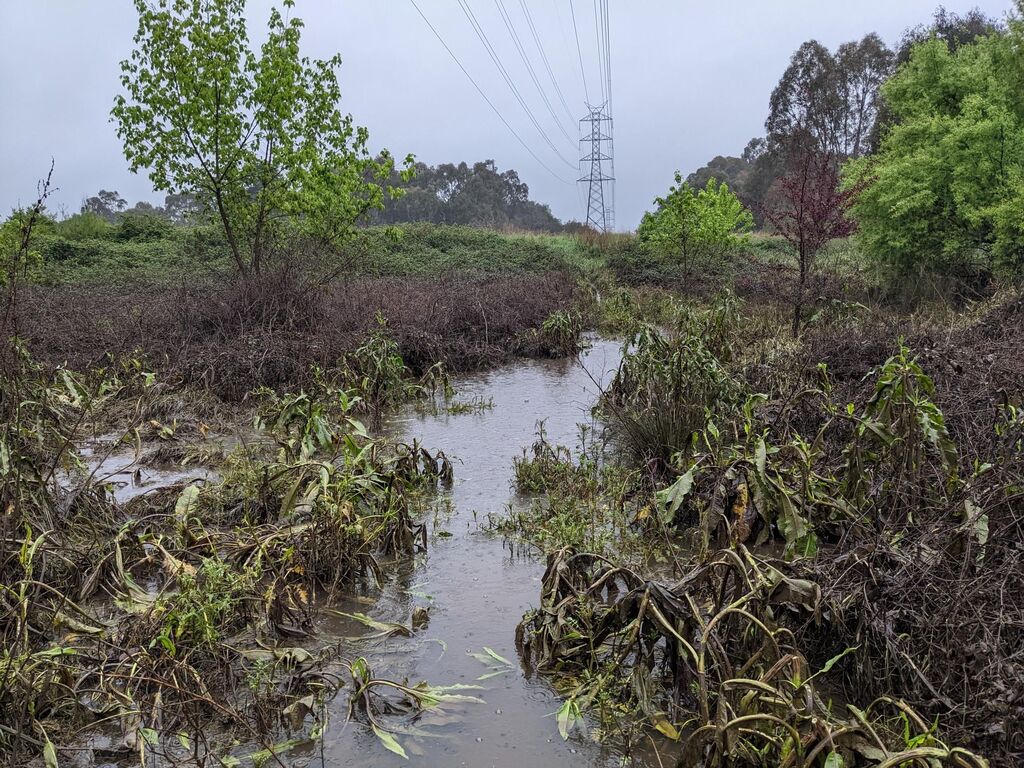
[320,338,649,767]
[62,339,667,767]
[78,439,212,503]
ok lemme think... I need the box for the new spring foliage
[638,176,753,276]
[112,0,411,276]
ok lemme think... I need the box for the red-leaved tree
[764,146,861,336]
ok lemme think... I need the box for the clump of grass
[536,309,585,358]
[600,294,744,473]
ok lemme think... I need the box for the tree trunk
[213,188,248,277]
[792,242,808,338]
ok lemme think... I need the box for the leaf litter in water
[469,645,515,680]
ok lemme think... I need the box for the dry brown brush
[19,271,578,400]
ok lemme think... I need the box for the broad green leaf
[556,698,582,740]
[754,437,767,477]
[174,485,200,519]
[372,725,408,759]
[655,468,695,522]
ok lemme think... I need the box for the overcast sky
[0,0,1014,229]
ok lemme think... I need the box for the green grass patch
[32,220,605,285]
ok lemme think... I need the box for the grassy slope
[33,212,872,304]
[34,217,605,285]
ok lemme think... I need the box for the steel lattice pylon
[579,102,614,233]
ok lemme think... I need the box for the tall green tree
[112,0,410,276]
[846,13,1024,284]
[766,35,894,159]
[638,176,753,277]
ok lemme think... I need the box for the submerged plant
[346,657,485,760]
[517,546,987,767]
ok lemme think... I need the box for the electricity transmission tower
[579,103,615,232]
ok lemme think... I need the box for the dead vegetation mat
[19,271,577,400]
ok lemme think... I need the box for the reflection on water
[76,439,211,503]
[322,338,644,767]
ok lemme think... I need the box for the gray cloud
[0,0,1013,229]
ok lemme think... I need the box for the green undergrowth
[352,224,604,276]
[0,342,454,765]
[30,217,604,285]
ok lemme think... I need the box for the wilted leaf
[652,716,679,740]
[372,725,408,759]
[482,646,511,665]
[325,610,412,638]
[174,484,200,519]
[43,740,58,768]
[237,647,313,665]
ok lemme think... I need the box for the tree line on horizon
[75,158,567,234]
[685,6,1005,228]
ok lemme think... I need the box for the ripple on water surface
[322,339,655,767]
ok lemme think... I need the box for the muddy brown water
[78,441,213,503]
[68,339,672,767]
[319,337,663,767]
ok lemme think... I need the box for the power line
[549,0,577,102]
[456,0,577,168]
[598,0,606,114]
[567,0,590,104]
[600,0,614,230]
[492,0,575,146]
[407,0,573,184]
[593,0,606,106]
[518,0,576,127]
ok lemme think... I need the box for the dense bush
[847,16,1024,291]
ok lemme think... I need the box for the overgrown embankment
[31,217,600,285]
[507,291,1024,767]
[21,271,579,401]
[20,220,598,401]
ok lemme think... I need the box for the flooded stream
[61,338,665,767]
[321,338,642,767]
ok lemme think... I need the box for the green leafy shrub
[601,318,742,472]
[637,176,753,278]
[846,22,1024,293]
